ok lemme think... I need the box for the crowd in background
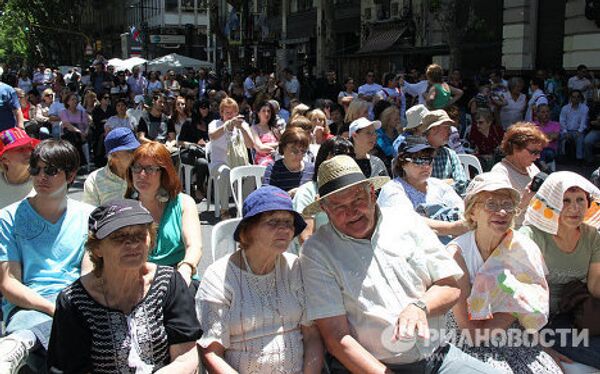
[0,54,600,373]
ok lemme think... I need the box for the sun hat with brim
[405,104,429,129]
[421,110,455,132]
[464,172,520,208]
[349,117,381,138]
[303,155,390,216]
[0,128,40,157]
[396,135,433,155]
[88,199,154,240]
[233,185,307,242]
[104,127,140,155]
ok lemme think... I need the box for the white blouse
[196,252,310,374]
[500,92,526,130]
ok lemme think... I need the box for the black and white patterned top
[47,265,202,373]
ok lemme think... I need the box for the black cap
[88,199,154,239]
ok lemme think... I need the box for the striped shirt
[263,159,314,192]
[82,166,128,206]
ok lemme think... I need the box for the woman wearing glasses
[48,199,201,373]
[125,142,202,287]
[445,173,560,373]
[196,186,323,373]
[491,122,549,227]
[469,109,504,171]
[378,136,467,242]
[263,127,314,197]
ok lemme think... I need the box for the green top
[519,224,600,314]
[431,83,452,109]
[149,193,185,266]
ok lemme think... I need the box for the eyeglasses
[261,218,295,230]
[102,96,110,100]
[108,231,148,244]
[29,165,62,177]
[131,164,162,174]
[177,103,186,107]
[525,148,542,156]
[358,130,377,136]
[199,106,209,110]
[288,147,308,155]
[571,95,581,100]
[404,157,433,166]
[478,198,516,213]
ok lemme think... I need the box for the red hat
[0,128,40,157]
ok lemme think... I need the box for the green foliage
[0,0,85,66]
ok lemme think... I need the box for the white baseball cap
[349,117,381,138]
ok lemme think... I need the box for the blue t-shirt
[0,198,94,320]
[0,82,21,131]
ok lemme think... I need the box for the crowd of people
[0,56,600,373]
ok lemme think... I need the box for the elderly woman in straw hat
[196,185,324,373]
[520,171,600,370]
[47,199,201,373]
[446,172,560,373]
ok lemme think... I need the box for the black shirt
[47,266,202,374]
[138,111,169,142]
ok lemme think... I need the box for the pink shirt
[535,120,560,151]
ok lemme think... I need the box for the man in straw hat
[300,155,497,373]
[421,109,468,196]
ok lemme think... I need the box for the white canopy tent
[112,57,148,72]
[146,53,213,73]
[107,58,124,68]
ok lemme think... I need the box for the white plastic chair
[178,162,195,195]
[207,164,230,218]
[458,154,483,180]
[211,218,242,264]
[229,165,267,217]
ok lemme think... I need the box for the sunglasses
[131,164,162,174]
[102,96,110,100]
[478,198,516,213]
[29,165,62,177]
[525,148,542,156]
[405,157,433,166]
[108,231,148,244]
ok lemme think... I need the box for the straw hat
[302,155,389,216]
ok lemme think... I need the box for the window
[364,7,372,20]
[391,2,399,16]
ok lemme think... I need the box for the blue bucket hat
[233,185,307,242]
[104,127,140,155]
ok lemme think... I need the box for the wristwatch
[410,299,429,315]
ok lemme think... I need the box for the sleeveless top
[252,125,278,166]
[150,193,184,266]
[432,83,452,109]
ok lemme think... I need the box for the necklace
[238,251,291,373]
[503,157,528,176]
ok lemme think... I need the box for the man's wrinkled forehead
[324,183,369,205]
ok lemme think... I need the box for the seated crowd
[0,61,600,374]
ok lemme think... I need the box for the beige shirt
[82,166,128,207]
[300,205,463,364]
[0,172,34,210]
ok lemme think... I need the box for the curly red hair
[125,142,182,199]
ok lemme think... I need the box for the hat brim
[107,141,141,155]
[465,185,521,208]
[425,119,455,132]
[95,214,154,240]
[233,209,307,242]
[0,138,40,157]
[302,176,390,216]
[404,144,433,154]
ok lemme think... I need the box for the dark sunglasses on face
[29,165,62,177]
[102,96,110,100]
[405,157,434,166]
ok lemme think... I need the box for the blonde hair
[219,97,239,114]
[379,106,400,132]
[464,190,518,230]
[290,103,310,122]
[344,99,369,123]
